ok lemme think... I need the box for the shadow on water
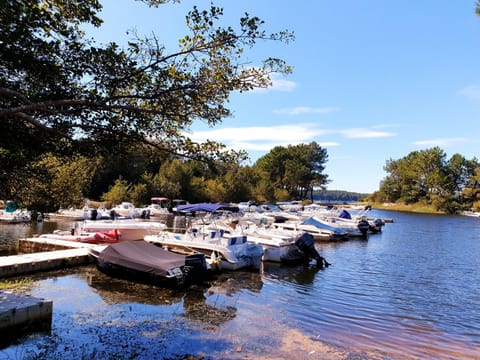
[0,266,268,359]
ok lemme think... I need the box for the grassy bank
[371,202,445,214]
[0,278,34,291]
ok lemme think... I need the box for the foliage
[367,147,480,213]
[255,142,329,200]
[0,0,293,167]
[12,153,100,211]
[313,190,369,203]
[0,278,34,290]
[101,178,132,206]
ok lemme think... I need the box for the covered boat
[145,202,263,271]
[90,241,208,288]
[175,202,239,215]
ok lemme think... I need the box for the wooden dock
[0,237,103,278]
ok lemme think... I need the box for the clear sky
[86,0,480,193]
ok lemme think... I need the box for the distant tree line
[366,147,480,213]
[313,190,369,203]
[0,141,329,212]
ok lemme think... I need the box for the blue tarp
[176,203,239,213]
[338,209,351,219]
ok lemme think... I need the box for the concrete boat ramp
[0,237,105,347]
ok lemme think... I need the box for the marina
[0,210,480,358]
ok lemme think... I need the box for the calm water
[1,210,480,359]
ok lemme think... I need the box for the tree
[101,177,131,206]
[255,142,329,201]
[375,147,479,213]
[19,153,100,211]
[0,1,293,165]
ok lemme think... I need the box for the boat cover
[98,241,187,277]
[338,209,352,219]
[302,217,346,234]
[176,203,239,213]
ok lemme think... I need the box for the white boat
[271,219,348,242]
[47,203,111,221]
[82,219,167,241]
[241,203,301,225]
[145,229,263,271]
[145,203,263,271]
[308,214,370,238]
[0,209,31,223]
[37,229,121,244]
[146,197,171,217]
[110,202,151,219]
[204,219,326,264]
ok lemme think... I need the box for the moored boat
[82,219,167,241]
[145,203,264,271]
[89,241,208,288]
[38,229,121,244]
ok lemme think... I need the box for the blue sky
[86,1,480,193]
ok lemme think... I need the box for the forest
[0,1,329,211]
[2,2,479,214]
[366,147,480,213]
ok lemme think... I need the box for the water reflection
[2,211,480,359]
[85,268,264,327]
[0,221,75,255]
[262,262,322,287]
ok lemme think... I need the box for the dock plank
[0,245,100,278]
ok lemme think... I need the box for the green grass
[0,278,34,290]
[372,202,444,214]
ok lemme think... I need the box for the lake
[1,210,480,359]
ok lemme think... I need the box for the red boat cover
[98,241,186,277]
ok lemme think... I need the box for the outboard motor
[357,219,370,237]
[90,209,98,220]
[369,218,384,233]
[295,233,330,268]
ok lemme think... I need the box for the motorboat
[46,204,111,221]
[308,214,370,238]
[271,218,349,242]
[89,241,209,288]
[202,218,328,266]
[145,229,264,272]
[82,219,167,241]
[0,209,31,223]
[145,203,263,271]
[110,202,152,219]
[38,229,121,244]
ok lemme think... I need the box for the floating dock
[0,291,53,347]
[0,237,105,344]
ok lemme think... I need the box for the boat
[82,219,167,241]
[145,229,264,271]
[0,209,31,223]
[271,219,349,242]
[110,202,151,219]
[89,241,209,288]
[145,203,264,271]
[146,197,171,217]
[198,217,329,266]
[38,229,121,244]
[308,213,371,238]
[46,203,111,221]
